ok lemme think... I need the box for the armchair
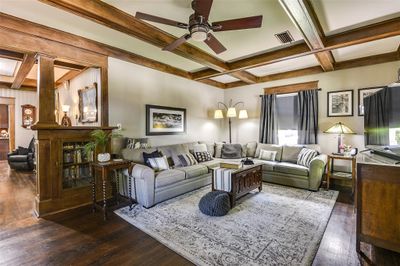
[8,138,35,171]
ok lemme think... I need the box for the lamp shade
[61,105,70,112]
[226,107,237,118]
[238,109,248,119]
[324,122,355,134]
[214,109,224,119]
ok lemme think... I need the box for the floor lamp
[324,122,355,153]
[214,100,248,143]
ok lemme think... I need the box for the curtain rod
[259,88,322,97]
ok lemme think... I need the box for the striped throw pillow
[177,153,198,167]
[297,148,318,167]
[148,156,170,171]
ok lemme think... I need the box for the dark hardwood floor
[0,160,399,265]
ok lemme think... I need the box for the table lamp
[324,122,355,153]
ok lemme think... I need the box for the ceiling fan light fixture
[191,26,208,41]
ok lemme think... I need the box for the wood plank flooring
[0,161,399,265]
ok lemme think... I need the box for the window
[276,94,299,145]
[389,128,400,145]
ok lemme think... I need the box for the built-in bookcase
[62,141,94,189]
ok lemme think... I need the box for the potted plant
[84,129,111,162]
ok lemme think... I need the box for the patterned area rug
[115,184,338,266]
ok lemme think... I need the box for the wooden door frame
[0,97,15,151]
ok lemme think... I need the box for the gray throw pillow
[221,144,242,159]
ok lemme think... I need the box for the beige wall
[0,89,37,148]
[108,57,225,146]
[223,61,400,154]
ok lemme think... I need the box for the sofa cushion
[281,145,304,164]
[178,164,209,179]
[8,155,29,162]
[255,144,283,161]
[122,148,157,164]
[246,141,257,157]
[221,144,242,159]
[253,159,277,171]
[274,162,309,176]
[193,143,208,153]
[155,169,185,188]
[158,144,190,167]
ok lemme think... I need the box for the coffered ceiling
[0,0,399,90]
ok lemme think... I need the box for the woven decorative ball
[199,191,231,216]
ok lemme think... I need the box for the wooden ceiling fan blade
[163,34,191,51]
[136,12,188,29]
[204,33,226,54]
[212,15,263,32]
[192,0,213,20]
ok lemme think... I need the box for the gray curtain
[298,90,319,144]
[259,94,278,144]
[364,87,391,145]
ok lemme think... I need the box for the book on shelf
[220,162,242,169]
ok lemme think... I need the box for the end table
[326,154,356,194]
[91,160,135,220]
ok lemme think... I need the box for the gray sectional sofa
[121,141,327,208]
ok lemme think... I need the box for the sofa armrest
[308,154,328,191]
[7,151,18,158]
[126,164,156,208]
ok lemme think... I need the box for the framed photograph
[358,86,383,116]
[327,90,354,117]
[78,83,98,123]
[146,105,186,135]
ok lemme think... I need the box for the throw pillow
[246,141,257,157]
[199,141,215,157]
[147,156,170,171]
[193,143,208,153]
[143,150,163,168]
[221,144,242,159]
[281,145,305,163]
[17,146,30,155]
[176,153,198,167]
[259,149,277,161]
[214,142,225,158]
[297,148,318,167]
[195,151,213,162]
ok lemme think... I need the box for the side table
[326,154,356,194]
[91,160,135,220]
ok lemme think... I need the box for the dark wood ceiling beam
[257,65,323,83]
[334,51,399,70]
[38,0,229,72]
[279,0,334,71]
[264,80,319,95]
[0,81,36,92]
[0,49,24,60]
[224,81,249,89]
[11,53,36,89]
[230,71,258,84]
[55,68,87,87]
[198,79,226,89]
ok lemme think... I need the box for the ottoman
[199,191,231,216]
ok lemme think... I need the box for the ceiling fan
[135,0,263,54]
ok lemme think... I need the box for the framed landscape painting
[327,90,353,117]
[358,86,383,116]
[146,104,186,135]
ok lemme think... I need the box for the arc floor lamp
[214,99,248,143]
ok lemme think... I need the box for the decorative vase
[97,153,110,162]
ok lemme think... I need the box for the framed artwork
[78,83,98,123]
[146,104,186,136]
[357,86,383,116]
[327,90,353,117]
[21,104,36,128]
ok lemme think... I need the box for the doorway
[0,97,15,160]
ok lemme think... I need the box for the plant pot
[97,153,110,162]
[111,137,126,157]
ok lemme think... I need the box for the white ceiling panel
[0,0,204,71]
[210,74,240,84]
[312,0,400,34]
[0,58,19,77]
[246,55,320,77]
[104,0,304,62]
[332,35,400,62]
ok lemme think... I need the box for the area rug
[115,184,338,266]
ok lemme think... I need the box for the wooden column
[35,53,58,127]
